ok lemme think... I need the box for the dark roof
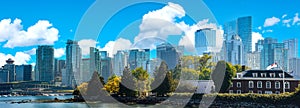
[241,70,293,78]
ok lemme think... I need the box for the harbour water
[0,96,175,108]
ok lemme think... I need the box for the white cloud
[282,14,287,19]
[177,19,224,52]
[24,48,37,55]
[282,19,292,27]
[262,30,273,33]
[0,52,31,67]
[99,38,132,57]
[54,48,65,58]
[133,2,185,49]
[134,2,223,52]
[252,32,264,52]
[0,18,59,48]
[78,39,97,56]
[264,17,280,27]
[257,26,262,30]
[293,13,300,25]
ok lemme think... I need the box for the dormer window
[261,73,266,77]
[279,73,283,78]
[237,73,242,79]
[270,73,275,78]
[252,73,258,78]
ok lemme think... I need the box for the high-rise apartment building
[16,65,32,81]
[284,39,298,59]
[36,45,54,82]
[260,38,288,71]
[156,43,181,69]
[113,50,128,76]
[65,40,82,87]
[129,49,150,71]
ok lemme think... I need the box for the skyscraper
[81,58,90,82]
[284,38,298,59]
[226,35,243,65]
[90,47,101,75]
[246,52,261,69]
[100,51,112,82]
[260,38,288,71]
[224,16,252,65]
[156,43,181,69]
[289,58,300,79]
[113,50,128,76]
[195,28,217,55]
[129,49,150,71]
[237,16,252,53]
[65,40,82,87]
[16,65,32,81]
[0,69,8,83]
[3,58,16,82]
[36,45,54,82]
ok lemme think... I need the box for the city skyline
[0,0,300,67]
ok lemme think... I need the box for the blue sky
[0,0,299,66]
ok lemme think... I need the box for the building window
[261,73,266,77]
[279,73,283,78]
[275,81,280,89]
[258,90,262,94]
[270,73,275,78]
[266,81,271,89]
[265,91,273,94]
[229,90,233,94]
[275,91,280,94]
[285,82,290,89]
[237,73,242,78]
[237,82,241,88]
[257,81,262,88]
[237,90,241,94]
[253,73,258,77]
[249,81,254,88]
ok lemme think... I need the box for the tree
[132,67,150,98]
[85,72,107,101]
[211,61,236,93]
[151,61,174,96]
[118,67,136,97]
[198,54,214,80]
[104,75,121,94]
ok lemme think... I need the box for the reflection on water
[0,96,175,108]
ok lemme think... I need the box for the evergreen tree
[118,67,136,97]
[211,61,236,93]
[151,61,174,96]
[85,71,107,101]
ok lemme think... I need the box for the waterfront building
[15,65,32,81]
[0,69,8,83]
[228,70,300,94]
